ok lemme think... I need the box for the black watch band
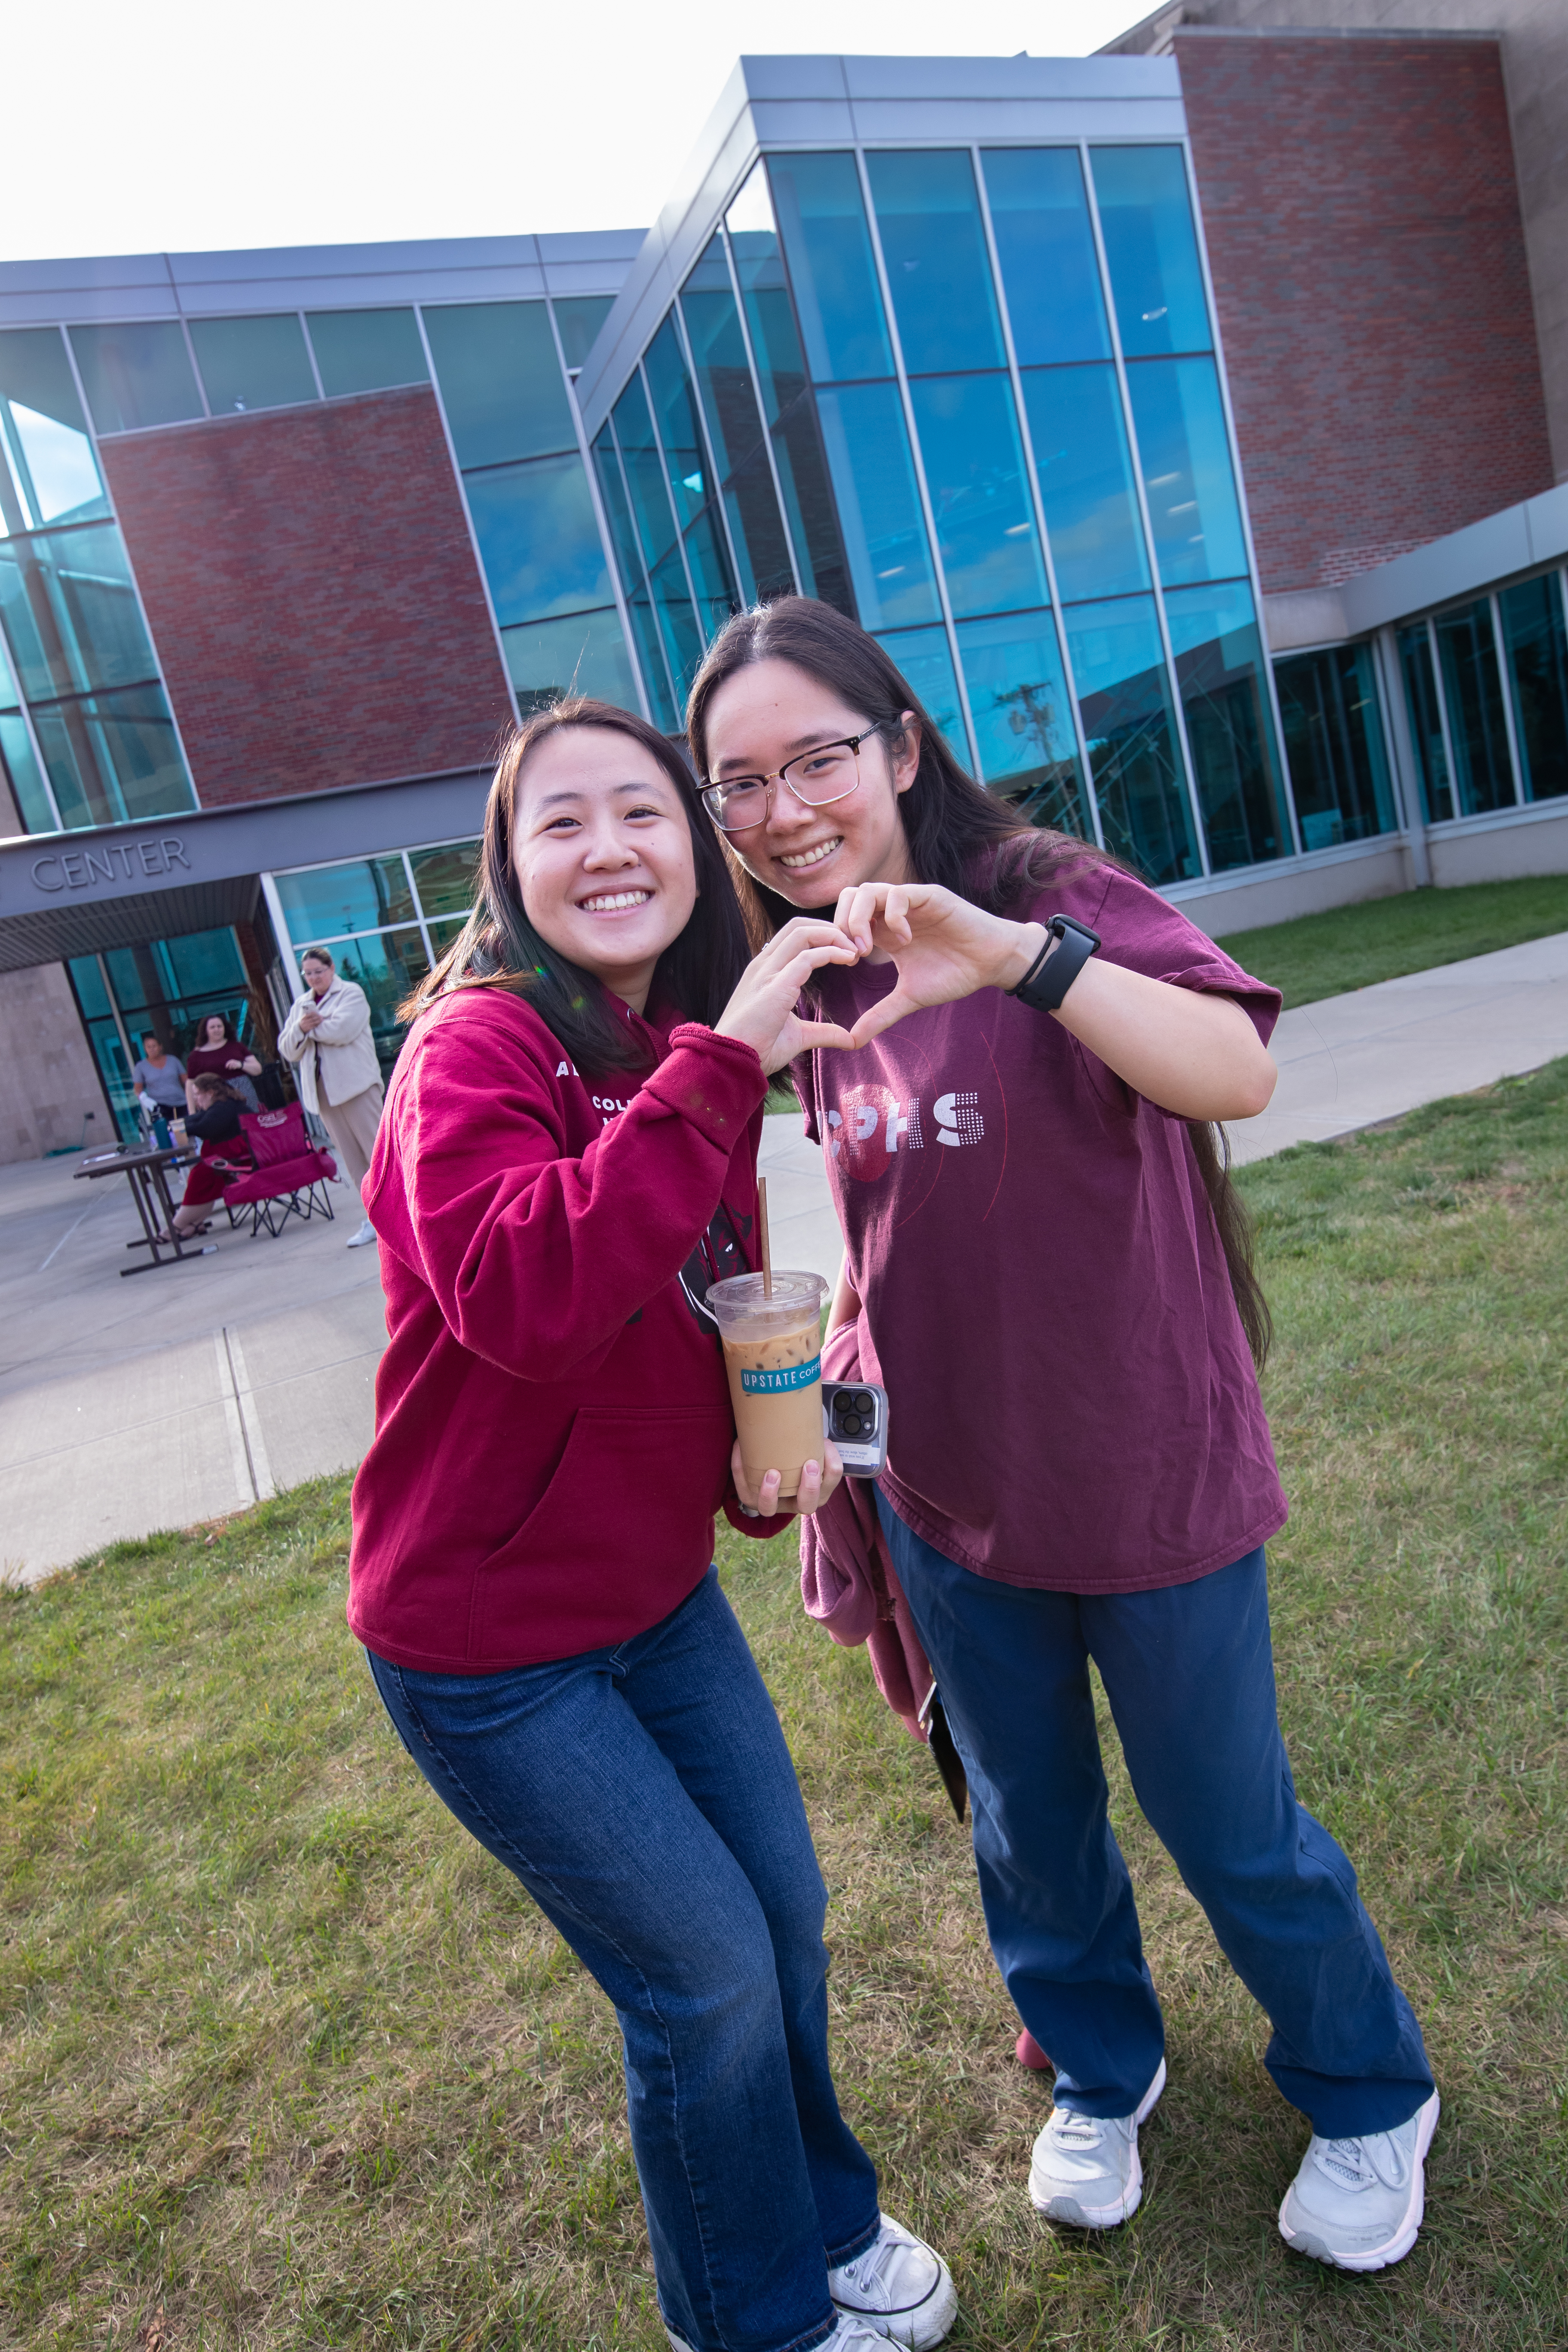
[1008,915,1101,1013]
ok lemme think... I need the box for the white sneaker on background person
[1278,2088,1440,2271]
[346,1218,377,1248]
[1029,2058,1167,2226]
[827,2212,957,2346]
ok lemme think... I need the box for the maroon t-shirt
[796,860,1288,1593]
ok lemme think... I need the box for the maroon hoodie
[348,984,776,1672]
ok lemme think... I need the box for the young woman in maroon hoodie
[686,600,1438,2280]
[350,700,956,2352]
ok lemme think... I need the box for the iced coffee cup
[706,1270,828,1501]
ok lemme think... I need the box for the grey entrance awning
[0,765,491,973]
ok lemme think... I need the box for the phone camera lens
[841,1412,863,1436]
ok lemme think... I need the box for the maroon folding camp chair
[224,1104,340,1238]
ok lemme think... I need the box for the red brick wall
[102,387,512,803]
[1177,33,1554,593]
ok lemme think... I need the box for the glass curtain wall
[1395,574,1568,823]
[420,303,636,714]
[267,837,481,1084]
[0,327,196,833]
[652,137,1291,885]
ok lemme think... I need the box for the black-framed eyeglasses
[698,727,886,835]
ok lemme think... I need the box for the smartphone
[821,1378,889,1478]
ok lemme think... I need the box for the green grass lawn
[3,1065,1566,2350]
[1216,874,1568,1007]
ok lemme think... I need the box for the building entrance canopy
[0,766,490,972]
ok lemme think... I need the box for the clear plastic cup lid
[705,1270,827,1326]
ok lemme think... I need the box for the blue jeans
[366,1568,879,2352]
[876,1496,1433,2141]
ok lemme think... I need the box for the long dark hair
[401,698,749,1078]
[686,599,1271,1369]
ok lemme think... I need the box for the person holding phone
[349,699,957,2352]
[686,600,1437,2278]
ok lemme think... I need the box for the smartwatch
[1008,914,1101,1014]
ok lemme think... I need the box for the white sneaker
[1278,2088,1440,2271]
[346,1219,377,1248]
[667,2317,902,2352]
[1029,2057,1166,2227]
[828,2212,957,2346]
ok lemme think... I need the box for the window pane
[866,149,1004,377]
[682,505,738,640]
[306,308,428,398]
[1063,596,1198,883]
[1275,642,1397,848]
[1498,573,1568,804]
[1,329,108,531]
[1398,625,1453,824]
[70,322,205,435]
[162,926,246,998]
[1124,358,1246,588]
[1277,645,1394,848]
[723,446,796,604]
[771,395,854,616]
[273,856,415,943]
[1089,147,1212,359]
[650,546,704,702]
[1023,364,1149,603]
[464,454,612,625]
[683,243,760,481]
[408,839,481,919]
[612,374,679,570]
[728,173,809,427]
[187,315,316,414]
[30,683,194,830]
[0,525,159,699]
[592,425,645,591]
[815,382,939,631]
[908,373,1046,621]
[427,913,470,957]
[767,153,894,385]
[502,608,638,714]
[644,315,712,530]
[629,586,679,729]
[1165,581,1289,870]
[982,148,1110,366]
[957,609,1093,838]
[327,929,430,1087]
[1,709,56,832]
[874,624,968,766]
[554,296,614,372]
[1434,600,1516,817]
[421,302,574,469]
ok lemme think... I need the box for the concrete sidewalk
[6,926,1565,1584]
[0,1155,384,1584]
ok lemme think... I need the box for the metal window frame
[1487,588,1528,809]
[18,324,205,828]
[596,408,683,726]
[713,222,805,598]
[969,143,1105,846]
[1076,140,1211,879]
[851,147,983,779]
[412,303,522,732]
[547,295,651,722]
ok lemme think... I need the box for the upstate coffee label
[740,1355,822,1395]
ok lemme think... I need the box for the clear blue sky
[2,1,1142,262]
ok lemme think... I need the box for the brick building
[2,28,1565,1160]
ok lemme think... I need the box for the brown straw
[758,1175,773,1298]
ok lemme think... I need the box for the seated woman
[184,1013,263,1112]
[158,1074,253,1242]
[351,697,956,2352]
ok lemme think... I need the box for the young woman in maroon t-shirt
[686,598,1437,2278]
[351,698,955,2352]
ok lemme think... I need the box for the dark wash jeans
[876,1496,1433,2140]
[366,1568,879,2352]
